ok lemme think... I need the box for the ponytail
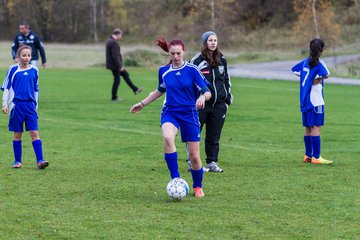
[309,38,325,68]
[155,37,186,65]
[156,36,169,53]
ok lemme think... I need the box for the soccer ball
[166,178,189,200]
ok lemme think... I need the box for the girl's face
[169,45,184,66]
[18,49,32,66]
[206,35,218,51]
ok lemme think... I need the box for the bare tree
[211,0,215,30]
[90,0,98,42]
[311,0,320,38]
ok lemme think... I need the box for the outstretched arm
[130,89,164,113]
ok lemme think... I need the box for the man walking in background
[12,21,47,68]
[106,28,142,101]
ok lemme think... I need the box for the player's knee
[13,132,22,140]
[29,131,40,141]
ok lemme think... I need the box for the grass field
[0,67,359,239]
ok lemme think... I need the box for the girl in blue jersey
[292,39,332,164]
[130,37,211,198]
[2,45,49,169]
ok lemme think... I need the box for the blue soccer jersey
[292,58,330,112]
[2,64,39,108]
[157,62,209,109]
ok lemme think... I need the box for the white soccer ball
[166,178,189,200]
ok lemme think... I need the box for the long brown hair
[200,35,221,67]
[309,39,325,69]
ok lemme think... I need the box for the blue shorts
[9,101,38,132]
[302,105,324,127]
[160,107,200,142]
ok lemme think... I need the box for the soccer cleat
[303,155,312,163]
[193,187,205,198]
[311,156,333,164]
[37,160,49,169]
[12,161,22,168]
[206,161,224,172]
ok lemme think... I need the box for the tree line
[0,0,359,47]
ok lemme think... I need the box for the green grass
[0,68,359,239]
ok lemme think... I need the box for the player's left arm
[34,35,47,66]
[34,70,39,110]
[313,60,330,85]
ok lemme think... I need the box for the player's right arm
[1,87,9,114]
[130,90,163,113]
[2,67,14,114]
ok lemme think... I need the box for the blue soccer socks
[13,140,22,163]
[304,135,312,158]
[190,168,204,188]
[312,136,321,159]
[165,152,180,179]
[32,139,44,162]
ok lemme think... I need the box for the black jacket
[105,36,122,70]
[12,30,46,64]
[190,53,233,106]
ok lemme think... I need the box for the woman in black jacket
[188,31,233,172]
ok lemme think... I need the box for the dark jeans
[198,102,227,164]
[111,69,138,100]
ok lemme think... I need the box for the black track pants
[111,69,138,99]
[198,102,227,164]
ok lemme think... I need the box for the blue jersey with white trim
[292,57,329,112]
[1,64,39,104]
[157,62,209,109]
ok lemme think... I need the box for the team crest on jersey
[218,66,224,74]
[30,35,35,40]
